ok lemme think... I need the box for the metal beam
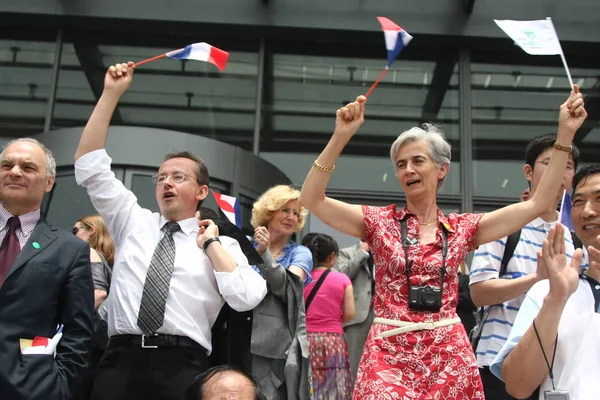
[459,49,473,214]
[72,40,124,123]
[252,39,266,155]
[44,29,63,132]
[4,112,600,162]
[463,0,476,15]
[260,45,275,143]
[421,52,457,122]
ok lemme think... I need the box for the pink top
[304,269,352,334]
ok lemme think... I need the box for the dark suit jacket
[0,220,94,400]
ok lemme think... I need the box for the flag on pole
[377,17,413,68]
[559,189,575,231]
[365,17,413,98]
[212,191,242,228]
[166,43,229,71]
[134,42,229,71]
[494,18,574,88]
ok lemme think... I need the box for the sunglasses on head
[72,226,86,235]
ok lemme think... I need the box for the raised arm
[474,86,587,247]
[74,62,134,161]
[299,96,368,239]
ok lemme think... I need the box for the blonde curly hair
[251,185,308,232]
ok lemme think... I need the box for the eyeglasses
[151,172,190,185]
[72,226,86,235]
[536,159,575,172]
[278,208,299,217]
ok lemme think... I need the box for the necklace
[418,216,438,226]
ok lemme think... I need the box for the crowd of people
[0,59,597,400]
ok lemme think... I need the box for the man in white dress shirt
[74,62,267,400]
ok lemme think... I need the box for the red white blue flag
[377,17,413,68]
[212,191,242,228]
[166,43,229,71]
[135,42,229,71]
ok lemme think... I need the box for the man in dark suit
[0,138,94,400]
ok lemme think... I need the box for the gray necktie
[137,221,181,335]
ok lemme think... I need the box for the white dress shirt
[75,149,267,353]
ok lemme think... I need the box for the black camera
[409,286,442,311]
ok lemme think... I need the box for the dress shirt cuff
[75,149,112,184]
[214,266,248,296]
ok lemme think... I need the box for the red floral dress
[353,205,484,400]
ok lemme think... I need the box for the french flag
[212,191,242,228]
[166,43,229,72]
[559,189,574,231]
[377,17,413,68]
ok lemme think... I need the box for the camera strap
[400,216,449,294]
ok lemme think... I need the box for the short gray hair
[389,123,451,186]
[1,138,56,177]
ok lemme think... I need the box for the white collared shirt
[75,149,267,353]
[491,277,600,399]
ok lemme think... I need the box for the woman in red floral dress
[299,88,587,399]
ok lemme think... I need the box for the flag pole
[558,51,574,90]
[546,17,574,90]
[134,53,168,67]
[365,66,389,98]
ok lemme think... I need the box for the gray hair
[1,138,56,177]
[389,123,451,186]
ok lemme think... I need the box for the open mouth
[583,223,600,232]
[407,180,421,187]
[163,192,176,199]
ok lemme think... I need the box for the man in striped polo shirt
[469,133,581,400]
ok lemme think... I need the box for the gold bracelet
[553,142,572,153]
[312,160,335,173]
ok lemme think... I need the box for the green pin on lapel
[32,242,40,250]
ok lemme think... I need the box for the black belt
[108,334,205,350]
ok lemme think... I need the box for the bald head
[202,370,255,400]
[0,138,56,215]
[186,366,264,400]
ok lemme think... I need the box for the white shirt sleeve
[469,238,507,285]
[74,149,149,246]
[490,280,547,380]
[213,237,267,311]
